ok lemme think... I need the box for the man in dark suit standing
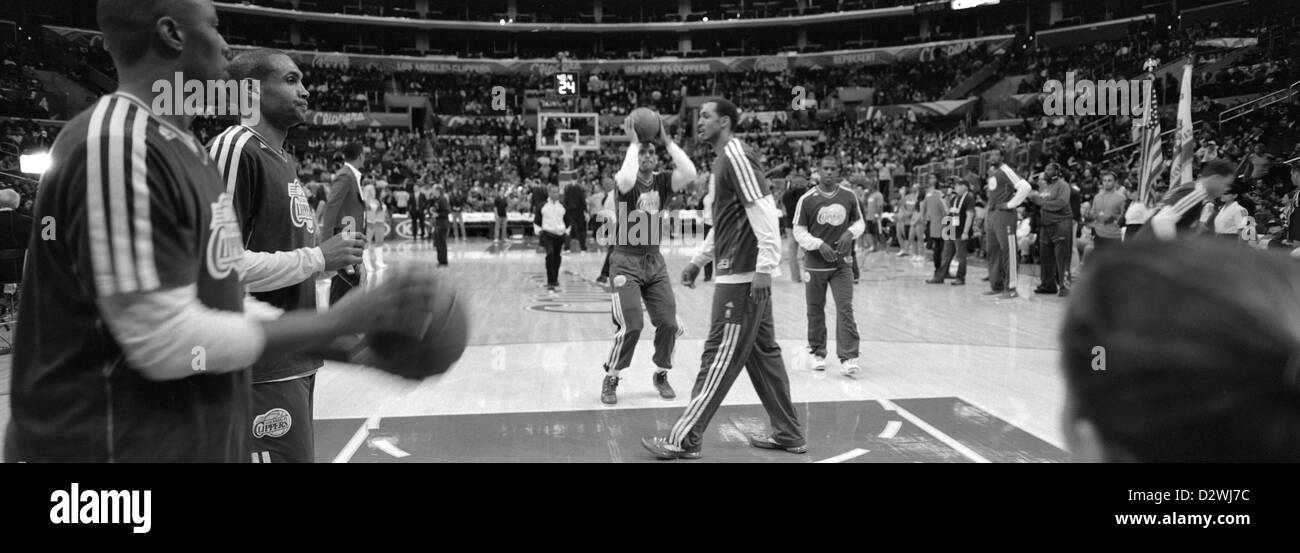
[430,185,451,266]
[322,143,367,304]
[0,189,32,287]
[563,176,587,252]
[408,180,428,240]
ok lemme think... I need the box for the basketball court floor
[0,236,1073,463]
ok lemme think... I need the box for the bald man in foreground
[6,0,440,462]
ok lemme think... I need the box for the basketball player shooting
[642,98,806,460]
[599,111,697,405]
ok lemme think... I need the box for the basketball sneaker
[810,354,827,371]
[652,371,676,399]
[841,358,861,377]
[640,436,702,460]
[749,435,808,454]
[600,374,620,405]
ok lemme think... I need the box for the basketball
[629,107,661,143]
[352,283,469,380]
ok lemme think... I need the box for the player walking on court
[208,49,372,462]
[599,114,697,404]
[792,156,864,376]
[642,98,806,459]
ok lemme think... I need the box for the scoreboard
[556,73,578,96]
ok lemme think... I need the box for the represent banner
[858,99,977,119]
[305,110,411,128]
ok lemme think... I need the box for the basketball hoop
[558,129,579,171]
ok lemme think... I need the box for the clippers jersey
[710,137,769,276]
[6,93,249,462]
[208,125,322,383]
[610,171,672,254]
[794,185,862,270]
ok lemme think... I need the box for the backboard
[536,112,600,154]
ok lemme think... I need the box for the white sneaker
[896,251,909,257]
[841,358,861,378]
[810,354,827,371]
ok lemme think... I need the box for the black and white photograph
[0,0,1296,538]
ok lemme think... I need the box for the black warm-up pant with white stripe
[668,282,804,452]
[805,265,859,362]
[605,250,680,372]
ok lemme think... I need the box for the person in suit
[0,188,32,288]
[918,174,948,277]
[430,185,451,266]
[408,179,428,240]
[322,142,367,304]
[563,176,588,252]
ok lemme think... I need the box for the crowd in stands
[4,8,1299,252]
[1,37,55,119]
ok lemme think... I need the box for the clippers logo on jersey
[636,189,661,215]
[252,408,292,439]
[206,192,244,280]
[815,204,847,226]
[287,179,316,233]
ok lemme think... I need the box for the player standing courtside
[792,156,863,376]
[6,0,442,462]
[208,49,366,462]
[642,98,805,459]
[599,114,697,404]
[982,148,1031,299]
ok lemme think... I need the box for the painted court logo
[49,483,152,534]
[1041,71,1151,117]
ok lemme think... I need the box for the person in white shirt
[534,184,569,291]
[1213,185,1250,239]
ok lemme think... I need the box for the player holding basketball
[642,98,806,459]
[6,0,446,462]
[599,111,697,404]
[208,48,368,462]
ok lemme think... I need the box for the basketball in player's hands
[345,271,469,379]
[629,107,662,143]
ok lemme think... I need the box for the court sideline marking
[332,416,380,463]
[880,399,991,463]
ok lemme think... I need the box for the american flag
[1137,61,1164,206]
